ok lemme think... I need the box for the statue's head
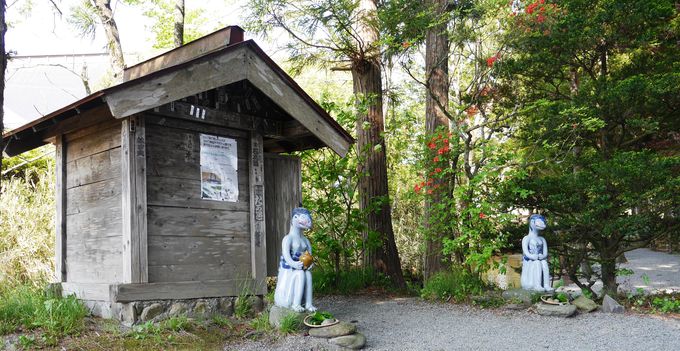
[291,207,313,230]
[529,214,547,231]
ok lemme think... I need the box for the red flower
[486,56,497,67]
[428,142,437,150]
[438,148,446,155]
[435,168,442,173]
[479,212,487,219]
[414,184,422,193]
[402,41,411,49]
[536,14,546,23]
[443,138,449,144]
[427,189,433,195]
[426,180,433,186]
[539,0,545,4]
[433,156,440,162]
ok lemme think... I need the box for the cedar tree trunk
[352,0,405,288]
[423,0,450,279]
[173,0,185,47]
[93,0,125,79]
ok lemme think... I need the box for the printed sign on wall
[200,134,238,202]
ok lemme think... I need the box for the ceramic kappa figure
[274,207,317,312]
[520,214,554,292]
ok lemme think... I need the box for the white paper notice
[200,134,238,202]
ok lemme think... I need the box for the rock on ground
[572,295,598,313]
[535,303,577,317]
[139,303,163,322]
[268,305,305,329]
[602,294,625,313]
[330,333,367,349]
[308,321,357,338]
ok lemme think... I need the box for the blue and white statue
[521,214,553,292]
[274,207,317,312]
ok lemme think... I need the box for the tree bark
[423,0,450,280]
[173,0,185,47]
[92,0,125,80]
[352,0,405,288]
[0,0,6,187]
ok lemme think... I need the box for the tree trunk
[173,0,185,47]
[92,0,125,80]
[0,0,6,187]
[600,257,618,297]
[423,0,450,280]
[352,0,405,288]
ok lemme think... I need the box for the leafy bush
[651,297,680,314]
[420,268,486,302]
[161,316,193,332]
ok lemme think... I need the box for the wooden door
[264,153,302,276]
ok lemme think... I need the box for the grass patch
[278,314,302,334]
[233,294,252,319]
[0,285,89,345]
[211,315,233,329]
[249,312,273,333]
[420,268,486,302]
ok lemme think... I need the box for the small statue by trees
[521,214,553,292]
[274,207,317,312]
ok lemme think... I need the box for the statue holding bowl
[521,214,554,292]
[274,207,317,312]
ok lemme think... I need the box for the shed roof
[2,26,353,157]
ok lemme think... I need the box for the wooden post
[121,116,148,283]
[55,135,67,282]
[249,131,267,293]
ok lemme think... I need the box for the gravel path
[228,295,680,351]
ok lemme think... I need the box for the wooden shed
[1,26,353,322]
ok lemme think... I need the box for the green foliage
[0,166,55,288]
[233,295,252,319]
[278,314,302,334]
[500,0,680,297]
[0,285,88,345]
[160,316,193,332]
[420,268,486,302]
[211,315,233,329]
[313,268,391,295]
[651,296,680,314]
[250,312,273,333]
[140,0,215,49]
[305,311,333,326]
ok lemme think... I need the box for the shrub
[313,268,391,295]
[420,268,486,302]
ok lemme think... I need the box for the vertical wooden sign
[249,131,267,292]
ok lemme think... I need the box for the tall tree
[69,0,125,79]
[422,0,450,279]
[173,0,185,47]
[247,0,405,287]
[503,0,680,296]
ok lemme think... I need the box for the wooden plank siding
[264,154,302,276]
[64,125,123,284]
[55,135,67,282]
[144,116,252,283]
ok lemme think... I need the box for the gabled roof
[2,26,354,157]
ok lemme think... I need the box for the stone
[330,332,366,350]
[269,305,305,329]
[309,321,357,339]
[248,296,264,313]
[194,300,211,316]
[535,303,577,317]
[219,297,234,316]
[602,295,624,314]
[168,303,189,317]
[573,295,598,313]
[502,289,536,305]
[119,302,137,325]
[140,303,164,322]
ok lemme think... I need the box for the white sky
[3,0,268,126]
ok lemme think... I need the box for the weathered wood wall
[64,123,123,283]
[144,115,252,282]
[264,154,302,276]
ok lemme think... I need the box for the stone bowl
[303,315,339,328]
